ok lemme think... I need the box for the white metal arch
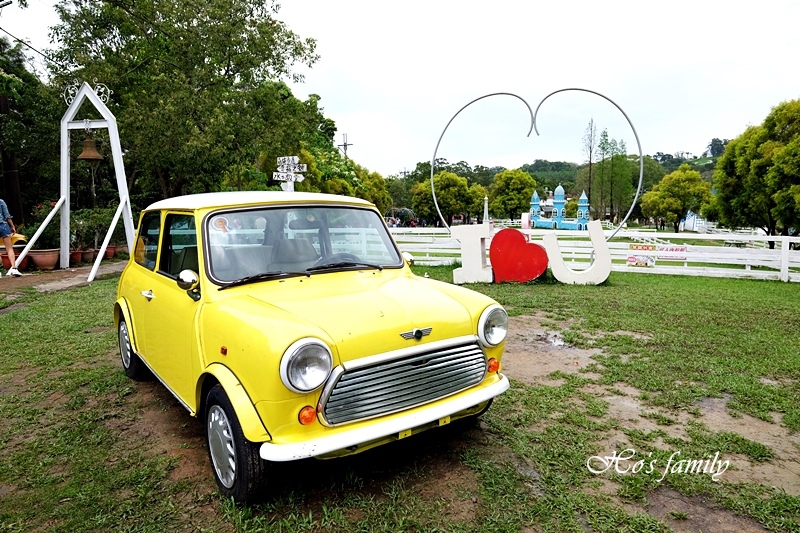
[16,81,135,281]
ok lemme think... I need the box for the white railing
[630,234,671,245]
[390,228,800,282]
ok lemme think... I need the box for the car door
[137,212,200,408]
[124,210,163,359]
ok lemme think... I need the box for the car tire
[205,384,270,504]
[118,319,148,381]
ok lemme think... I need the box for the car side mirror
[177,269,201,301]
[402,252,415,266]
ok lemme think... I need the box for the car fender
[114,297,141,355]
[202,363,271,443]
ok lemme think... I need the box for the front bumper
[259,374,509,462]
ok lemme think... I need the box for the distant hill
[520,160,578,193]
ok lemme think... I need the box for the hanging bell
[77,135,104,162]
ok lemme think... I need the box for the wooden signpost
[273,156,306,192]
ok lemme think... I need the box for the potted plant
[1,246,29,271]
[25,203,61,270]
[111,217,129,255]
[70,210,92,265]
[86,207,115,260]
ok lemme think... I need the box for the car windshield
[205,204,403,284]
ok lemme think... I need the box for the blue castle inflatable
[530,183,590,230]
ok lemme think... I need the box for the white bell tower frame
[16,81,136,282]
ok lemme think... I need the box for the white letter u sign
[542,220,611,285]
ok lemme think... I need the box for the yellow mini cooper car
[115,191,509,503]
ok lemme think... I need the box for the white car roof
[145,191,374,212]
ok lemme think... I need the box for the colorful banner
[628,244,656,267]
[627,244,688,267]
[655,245,687,261]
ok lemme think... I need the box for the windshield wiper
[219,271,309,290]
[305,262,384,273]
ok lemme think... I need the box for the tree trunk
[170,176,187,198]
[609,158,614,221]
[157,168,169,198]
[768,220,778,249]
[127,167,138,195]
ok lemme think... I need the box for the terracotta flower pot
[103,245,117,259]
[1,249,29,271]
[28,249,60,271]
[70,249,83,265]
[81,249,94,262]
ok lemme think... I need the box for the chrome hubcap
[119,322,131,368]
[208,405,236,489]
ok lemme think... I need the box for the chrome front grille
[320,340,487,426]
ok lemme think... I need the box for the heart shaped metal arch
[430,88,644,243]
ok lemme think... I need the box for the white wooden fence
[390,227,800,283]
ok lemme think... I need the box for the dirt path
[501,314,798,532]
[0,261,125,295]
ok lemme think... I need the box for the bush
[26,202,62,249]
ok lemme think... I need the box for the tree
[0,38,62,224]
[594,131,630,221]
[712,99,800,242]
[519,160,577,194]
[768,136,800,234]
[608,152,633,222]
[651,151,689,173]
[489,169,536,220]
[466,183,488,223]
[352,164,392,215]
[472,165,504,188]
[521,159,577,176]
[707,138,729,157]
[295,146,356,196]
[626,155,666,221]
[296,143,391,211]
[411,171,468,226]
[596,129,610,219]
[583,119,597,215]
[49,0,319,205]
[641,164,710,232]
[385,176,412,210]
[565,198,578,218]
[405,159,450,185]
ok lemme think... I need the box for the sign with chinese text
[273,156,306,191]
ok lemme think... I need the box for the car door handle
[140,290,155,301]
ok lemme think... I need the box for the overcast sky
[3,0,800,178]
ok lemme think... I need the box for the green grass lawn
[0,270,798,532]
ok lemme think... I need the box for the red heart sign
[489,228,548,283]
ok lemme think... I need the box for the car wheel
[206,384,270,504]
[118,319,148,380]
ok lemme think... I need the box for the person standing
[0,197,21,277]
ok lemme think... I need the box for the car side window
[134,212,161,270]
[159,213,198,277]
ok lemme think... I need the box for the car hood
[244,271,476,363]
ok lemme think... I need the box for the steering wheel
[313,252,361,267]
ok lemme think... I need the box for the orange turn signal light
[487,358,500,373]
[298,405,317,425]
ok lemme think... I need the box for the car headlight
[478,304,508,347]
[280,338,333,393]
